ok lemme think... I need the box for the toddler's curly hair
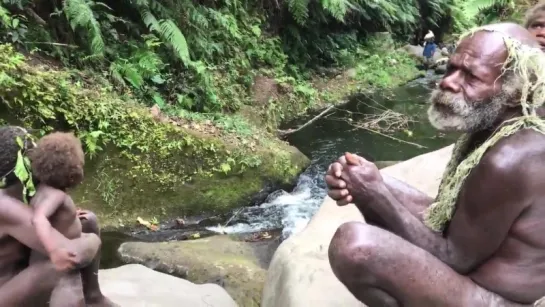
[29,132,84,190]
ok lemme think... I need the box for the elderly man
[526,2,545,51]
[325,23,545,306]
[0,126,114,306]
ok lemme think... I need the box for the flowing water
[205,72,457,238]
[101,72,458,267]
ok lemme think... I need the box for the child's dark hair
[28,132,85,190]
[525,2,545,28]
[0,126,35,187]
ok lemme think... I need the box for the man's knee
[79,211,100,234]
[329,222,384,280]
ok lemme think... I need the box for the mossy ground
[0,44,309,227]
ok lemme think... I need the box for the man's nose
[439,71,462,93]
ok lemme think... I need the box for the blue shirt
[423,42,436,58]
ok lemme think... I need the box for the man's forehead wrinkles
[460,43,501,60]
[452,52,496,67]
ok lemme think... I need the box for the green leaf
[152,93,165,107]
[14,151,29,183]
[15,136,23,149]
[220,163,231,173]
[151,75,165,84]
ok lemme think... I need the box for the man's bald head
[474,23,540,46]
[428,23,543,132]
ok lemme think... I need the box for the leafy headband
[0,129,37,204]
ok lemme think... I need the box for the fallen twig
[24,42,79,48]
[354,126,427,149]
[277,105,335,137]
[328,101,426,149]
[224,207,245,228]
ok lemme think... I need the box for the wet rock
[375,161,400,169]
[401,44,423,60]
[261,145,454,307]
[118,234,280,306]
[435,64,447,75]
[343,68,357,79]
[401,44,443,64]
[130,227,218,242]
[100,264,238,307]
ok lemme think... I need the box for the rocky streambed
[100,73,458,306]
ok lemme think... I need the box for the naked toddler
[28,132,89,307]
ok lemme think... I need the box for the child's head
[0,126,36,188]
[29,132,85,190]
[525,2,545,29]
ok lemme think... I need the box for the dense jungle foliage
[0,0,536,159]
[0,0,534,117]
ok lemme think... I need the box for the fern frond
[287,0,310,25]
[462,0,509,21]
[63,0,105,56]
[137,7,191,65]
[109,61,144,88]
[0,4,11,28]
[3,0,25,9]
[140,7,160,31]
[321,0,349,22]
[158,19,190,65]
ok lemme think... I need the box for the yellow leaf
[136,217,152,228]
[190,233,201,239]
[403,129,413,137]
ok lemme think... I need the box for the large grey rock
[100,264,238,307]
[261,145,454,307]
[402,44,424,59]
[435,64,447,75]
[401,44,443,63]
[118,234,275,307]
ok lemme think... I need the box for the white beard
[427,78,521,133]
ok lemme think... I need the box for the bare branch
[277,105,335,137]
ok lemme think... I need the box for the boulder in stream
[99,264,237,307]
[261,145,454,307]
[435,64,447,75]
[401,44,443,64]
[118,233,280,306]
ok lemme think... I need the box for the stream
[100,71,458,268]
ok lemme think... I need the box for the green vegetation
[0,0,535,226]
[446,0,538,37]
[0,1,451,115]
[0,44,309,226]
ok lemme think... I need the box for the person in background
[525,1,545,51]
[422,30,437,68]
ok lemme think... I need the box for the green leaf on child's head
[15,136,23,149]
[14,151,29,183]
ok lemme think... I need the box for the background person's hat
[424,30,435,40]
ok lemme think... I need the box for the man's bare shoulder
[0,191,32,226]
[479,128,545,182]
[31,184,67,204]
